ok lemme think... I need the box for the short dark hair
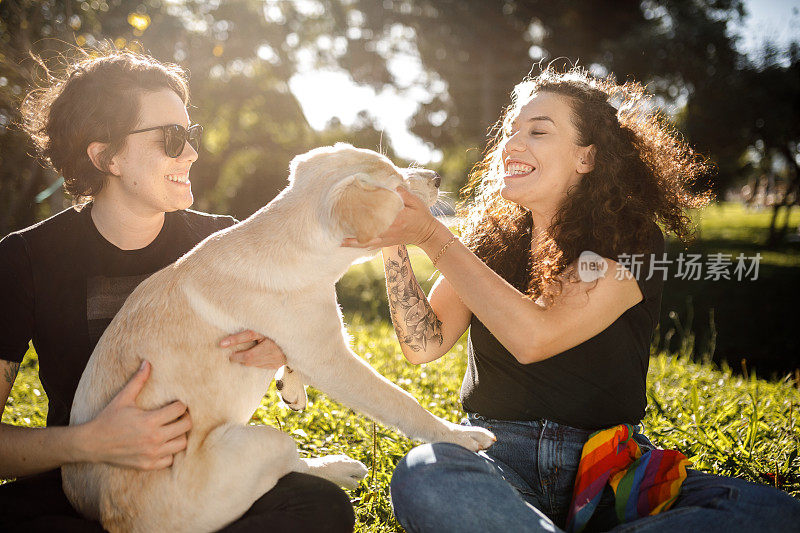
[20,48,189,201]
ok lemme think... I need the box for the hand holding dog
[342,186,446,250]
[220,330,287,369]
[80,360,191,470]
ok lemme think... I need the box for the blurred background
[1,0,798,377]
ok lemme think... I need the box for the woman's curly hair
[20,46,189,201]
[459,66,712,305]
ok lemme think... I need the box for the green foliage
[0,0,403,231]
[4,317,799,530]
[4,1,798,233]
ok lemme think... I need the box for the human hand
[81,361,191,470]
[220,330,287,370]
[341,187,442,250]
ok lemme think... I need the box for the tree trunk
[779,204,794,239]
[767,203,783,246]
[767,145,800,246]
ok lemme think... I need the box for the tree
[320,0,748,194]
[2,0,792,233]
[0,0,401,232]
[738,45,800,245]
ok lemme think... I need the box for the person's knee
[394,443,471,484]
[680,470,800,529]
[397,441,482,474]
[731,481,800,532]
[747,482,800,526]
[304,477,355,533]
[391,442,484,514]
[326,483,355,533]
[252,472,354,533]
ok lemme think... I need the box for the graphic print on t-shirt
[86,273,151,346]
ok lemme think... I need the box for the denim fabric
[390,414,800,533]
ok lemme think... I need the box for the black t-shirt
[0,204,236,427]
[460,229,666,430]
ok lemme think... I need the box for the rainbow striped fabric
[566,424,690,532]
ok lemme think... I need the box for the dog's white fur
[62,144,495,532]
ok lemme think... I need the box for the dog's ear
[334,174,404,243]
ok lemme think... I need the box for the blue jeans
[391,414,800,532]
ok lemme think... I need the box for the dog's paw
[303,455,369,489]
[275,366,307,411]
[439,421,497,452]
[278,389,307,411]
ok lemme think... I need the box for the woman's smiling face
[103,89,198,216]
[500,91,594,215]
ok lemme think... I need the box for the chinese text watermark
[577,252,762,282]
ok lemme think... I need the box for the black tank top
[460,229,665,430]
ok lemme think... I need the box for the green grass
[689,202,800,265]
[4,201,799,529]
[4,319,799,531]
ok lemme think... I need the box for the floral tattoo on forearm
[3,362,19,385]
[385,246,443,352]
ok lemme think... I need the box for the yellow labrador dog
[62,144,496,532]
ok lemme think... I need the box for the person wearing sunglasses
[0,49,355,532]
[127,123,204,159]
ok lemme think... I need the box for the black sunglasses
[127,123,203,158]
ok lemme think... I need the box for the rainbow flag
[565,424,690,532]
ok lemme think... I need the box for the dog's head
[287,143,440,243]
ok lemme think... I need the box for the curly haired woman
[345,67,800,532]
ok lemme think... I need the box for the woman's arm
[417,222,642,363]
[0,359,191,478]
[349,187,643,364]
[382,245,472,364]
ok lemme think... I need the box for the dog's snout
[402,168,441,206]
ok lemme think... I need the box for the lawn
[3,201,799,531]
[4,320,800,531]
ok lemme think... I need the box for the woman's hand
[220,330,287,370]
[342,187,444,250]
[79,360,192,470]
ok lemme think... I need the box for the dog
[62,144,496,532]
